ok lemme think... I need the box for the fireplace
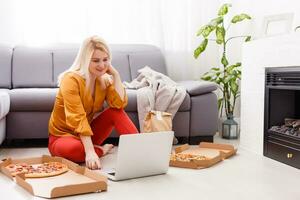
[264,67,300,169]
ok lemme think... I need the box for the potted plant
[194,3,252,139]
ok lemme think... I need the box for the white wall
[227,0,300,66]
[0,0,17,46]
[1,0,300,76]
[1,0,300,117]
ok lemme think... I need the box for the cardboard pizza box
[197,142,237,159]
[169,142,237,169]
[0,155,107,198]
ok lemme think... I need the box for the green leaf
[210,17,223,26]
[202,25,215,37]
[218,98,224,110]
[231,13,251,23]
[196,26,206,36]
[196,25,215,37]
[202,71,209,76]
[216,77,223,84]
[230,81,238,94]
[211,67,220,71]
[221,55,228,66]
[201,75,212,81]
[216,26,225,44]
[218,4,231,16]
[194,39,208,58]
[227,65,235,73]
[227,62,241,73]
[223,76,229,84]
[245,36,251,42]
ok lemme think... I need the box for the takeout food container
[169,142,237,169]
[0,155,107,198]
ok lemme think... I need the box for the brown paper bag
[143,110,172,133]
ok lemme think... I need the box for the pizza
[170,153,208,162]
[5,162,69,178]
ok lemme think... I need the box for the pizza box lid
[197,142,237,159]
[0,155,107,198]
[169,142,237,169]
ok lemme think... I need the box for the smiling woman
[48,35,139,170]
[90,50,109,77]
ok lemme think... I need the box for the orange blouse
[48,72,128,138]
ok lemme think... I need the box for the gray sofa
[0,44,218,145]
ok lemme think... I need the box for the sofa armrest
[0,91,10,119]
[177,80,217,96]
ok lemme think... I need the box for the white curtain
[0,0,224,81]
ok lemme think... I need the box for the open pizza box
[0,155,107,198]
[169,142,237,169]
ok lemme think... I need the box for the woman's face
[89,49,109,77]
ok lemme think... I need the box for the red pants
[48,108,139,162]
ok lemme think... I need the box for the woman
[48,36,139,169]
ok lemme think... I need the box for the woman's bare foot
[94,144,114,156]
[102,144,114,155]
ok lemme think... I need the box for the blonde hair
[57,35,111,87]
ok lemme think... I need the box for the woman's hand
[98,62,117,89]
[99,73,113,90]
[85,150,101,170]
[79,135,101,170]
[105,62,125,101]
[106,63,119,77]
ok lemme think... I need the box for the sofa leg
[189,136,214,145]
[104,136,214,145]
[0,139,12,147]
[175,137,189,144]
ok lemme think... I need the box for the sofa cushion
[125,89,190,112]
[126,89,137,111]
[8,88,190,113]
[178,80,218,96]
[129,51,167,80]
[109,52,131,82]
[9,88,57,112]
[0,45,13,88]
[13,47,53,88]
[53,48,78,86]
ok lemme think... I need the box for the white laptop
[103,131,174,181]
